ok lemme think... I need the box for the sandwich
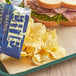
[28,0,76,27]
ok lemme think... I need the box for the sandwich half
[28,0,76,27]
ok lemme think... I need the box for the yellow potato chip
[39,50,55,60]
[25,47,39,55]
[42,32,52,42]
[39,50,49,56]
[21,18,66,65]
[44,39,59,51]
[32,54,52,65]
[29,23,46,39]
[32,54,41,65]
[42,30,57,43]
[48,46,66,59]
[40,50,54,62]
[53,46,66,59]
[45,29,57,40]
[44,39,66,59]
[25,47,35,54]
[25,18,34,37]
[22,44,26,51]
[21,51,32,57]
[24,36,44,50]
[21,52,27,57]
[32,50,54,65]
[29,18,34,23]
[31,23,46,35]
[41,55,50,62]
[21,46,40,57]
[50,29,57,40]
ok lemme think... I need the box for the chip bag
[0,3,31,58]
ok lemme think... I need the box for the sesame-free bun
[32,17,59,27]
[32,17,76,27]
[62,0,76,9]
[38,0,76,9]
[38,0,61,9]
[61,20,76,26]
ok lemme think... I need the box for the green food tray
[0,54,76,76]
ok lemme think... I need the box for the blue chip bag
[0,3,31,58]
[0,3,5,53]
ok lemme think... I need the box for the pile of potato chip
[21,18,66,65]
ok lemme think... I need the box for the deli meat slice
[63,11,76,22]
[30,2,56,16]
[31,0,38,6]
[54,7,68,14]
[67,9,76,12]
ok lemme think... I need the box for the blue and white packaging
[0,3,31,58]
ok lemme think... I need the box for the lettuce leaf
[31,11,68,23]
[5,0,10,4]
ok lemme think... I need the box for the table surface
[25,57,76,76]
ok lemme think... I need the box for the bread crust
[32,17,76,27]
[38,0,61,9]
[61,20,76,26]
[32,17,59,27]
[62,2,76,9]
[38,0,76,9]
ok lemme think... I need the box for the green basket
[0,54,76,76]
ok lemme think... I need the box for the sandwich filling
[31,11,68,23]
[30,0,76,23]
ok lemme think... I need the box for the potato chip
[45,29,57,40]
[25,47,35,55]
[50,29,57,40]
[40,51,50,62]
[30,23,46,39]
[21,52,27,57]
[21,51,32,57]
[47,46,66,59]
[21,18,66,65]
[29,18,34,23]
[41,55,51,63]
[42,32,52,42]
[42,29,57,43]
[24,36,44,50]
[32,54,52,65]
[22,44,26,51]
[25,18,33,37]
[53,46,66,59]
[32,54,41,65]
[25,47,39,56]
[44,39,59,51]
[22,46,41,57]
[39,50,55,62]
[31,23,46,35]
[39,50,49,56]
[32,50,53,65]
